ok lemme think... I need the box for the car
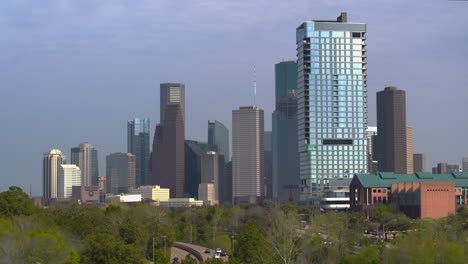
[172,257,179,263]
[204,249,211,254]
[215,248,222,254]
[214,253,221,259]
[220,252,227,257]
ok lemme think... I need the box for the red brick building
[350,172,468,218]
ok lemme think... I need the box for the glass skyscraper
[208,120,230,162]
[127,118,150,187]
[296,12,368,202]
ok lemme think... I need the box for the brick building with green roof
[350,172,468,218]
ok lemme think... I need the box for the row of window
[306,122,366,128]
[311,69,364,75]
[307,50,363,57]
[309,37,364,44]
[310,91,366,96]
[311,63,363,69]
[301,107,366,113]
[308,153,367,159]
[309,44,364,51]
[308,134,367,140]
[305,56,364,63]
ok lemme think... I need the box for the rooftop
[354,172,468,188]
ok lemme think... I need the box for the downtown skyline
[2,0,468,195]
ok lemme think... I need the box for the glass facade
[296,15,368,202]
[127,118,150,187]
[207,120,230,162]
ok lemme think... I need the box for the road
[175,241,229,262]
[171,246,198,263]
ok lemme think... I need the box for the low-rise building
[106,194,142,204]
[320,178,351,211]
[71,186,100,204]
[160,198,204,207]
[129,185,170,201]
[350,172,468,218]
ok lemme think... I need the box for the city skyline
[2,1,468,195]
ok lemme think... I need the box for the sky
[1,0,467,196]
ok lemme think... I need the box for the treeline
[0,186,467,264]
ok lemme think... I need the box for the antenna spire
[253,65,256,106]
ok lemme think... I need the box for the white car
[214,253,221,259]
[215,248,222,254]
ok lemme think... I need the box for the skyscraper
[376,87,411,174]
[127,118,150,186]
[463,158,468,173]
[106,152,136,194]
[413,153,426,172]
[208,120,230,162]
[232,106,264,203]
[264,131,273,198]
[149,104,185,198]
[406,126,414,174]
[296,13,368,202]
[160,83,185,124]
[201,151,220,201]
[184,140,205,198]
[59,164,81,199]
[71,143,99,186]
[43,149,66,199]
[272,61,299,199]
[366,126,378,174]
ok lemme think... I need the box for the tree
[234,222,275,264]
[339,246,381,264]
[0,186,37,218]
[81,233,145,264]
[181,254,197,264]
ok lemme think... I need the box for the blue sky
[1,0,468,195]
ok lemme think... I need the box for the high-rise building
[201,151,220,200]
[232,106,264,203]
[184,140,206,198]
[59,164,81,199]
[208,120,230,162]
[264,131,273,198]
[366,126,378,174]
[272,89,299,199]
[463,158,468,173]
[406,126,414,174]
[160,83,185,124]
[221,161,233,204]
[198,183,217,205]
[43,149,66,199]
[149,104,185,198]
[376,86,410,174]
[106,152,136,194]
[296,13,368,202]
[71,143,99,186]
[413,154,426,173]
[127,118,150,187]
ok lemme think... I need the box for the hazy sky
[1,0,468,195]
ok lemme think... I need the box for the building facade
[376,87,412,174]
[129,185,170,201]
[463,158,468,173]
[296,13,368,202]
[127,118,150,187]
[71,143,99,186]
[184,140,205,198]
[366,126,378,174]
[232,106,265,203]
[59,164,81,199]
[149,104,185,198]
[43,149,66,199]
[413,153,427,173]
[208,120,230,162]
[201,151,220,200]
[71,186,100,203]
[264,131,273,198]
[198,183,217,205]
[160,83,185,124]
[350,172,468,218]
[106,152,136,194]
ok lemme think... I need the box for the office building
[435,163,460,174]
[159,198,204,207]
[208,120,230,162]
[350,172,468,218]
[71,186,99,203]
[59,164,81,199]
[129,185,170,201]
[106,152,136,194]
[160,83,185,124]
[232,106,264,203]
[264,131,273,198]
[184,140,205,198]
[406,126,414,174]
[198,183,217,205]
[463,158,468,173]
[127,118,150,187]
[201,151,220,200]
[319,178,352,210]
[149,104,185,198]
[71,143,99,186]
[220,161,233,204]
[296,13,368,202]
[413,153,426,173]
[376,87,412,174]
[43,149,66,199]
[272,89,299,199]
[366,126,378,174]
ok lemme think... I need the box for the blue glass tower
[127,118,150,187]
[296,13,368,202]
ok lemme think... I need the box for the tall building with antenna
[296,12,368,203]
